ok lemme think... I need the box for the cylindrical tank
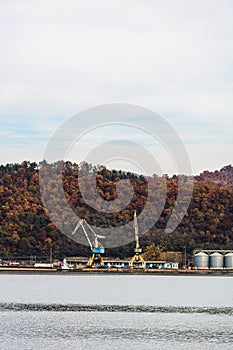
[224,253,233,269]
[194,252,209,269]
[209,252,223,269]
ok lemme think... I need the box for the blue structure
[92,247,105,254]
[65,257,178,269]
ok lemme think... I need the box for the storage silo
[224,253,233,269]
[194,252,209,269]
[209,252,223,269]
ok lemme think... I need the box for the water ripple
[0,303,233,314]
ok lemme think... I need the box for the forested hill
[0,161,233,260]
[196,165,233,189]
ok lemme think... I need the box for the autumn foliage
[0,161,233,260]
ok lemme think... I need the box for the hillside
[0,161,233,261]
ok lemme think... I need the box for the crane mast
[134,210,140,251]
[129,211,146,269]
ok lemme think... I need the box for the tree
[143,244,162,260]
[19,237,31,252]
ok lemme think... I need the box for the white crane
[72,219,105,267]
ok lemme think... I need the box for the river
[0,274,233,349]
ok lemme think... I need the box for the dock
[1,266,233,276]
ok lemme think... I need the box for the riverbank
[1,266,233,276]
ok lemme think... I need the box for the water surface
[0,274,233,349]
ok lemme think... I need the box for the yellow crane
[129,211,146,269]
[72,219,105,267]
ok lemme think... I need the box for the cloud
[0,0,233,174]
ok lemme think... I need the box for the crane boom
[72,220,82,236]
[71,219,105,249]
[72,219,93,250]
[84,220,105,247]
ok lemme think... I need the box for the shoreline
[1,267,233,276]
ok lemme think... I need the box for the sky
[0,0,233,175]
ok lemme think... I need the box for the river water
[0,274,233,349]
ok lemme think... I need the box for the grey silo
[209,252,223,269]
[194,252,209,269]
[224,253,233,269]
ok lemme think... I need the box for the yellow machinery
[72,219,105,267]
[129,211,146,269]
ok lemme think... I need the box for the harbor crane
[129,211,146,269]
[72,219,105,267]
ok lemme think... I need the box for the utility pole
[49,244,53,265]
[184,246,187,269]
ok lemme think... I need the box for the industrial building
[64,257,179,270]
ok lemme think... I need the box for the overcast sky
[0,0,233,175]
